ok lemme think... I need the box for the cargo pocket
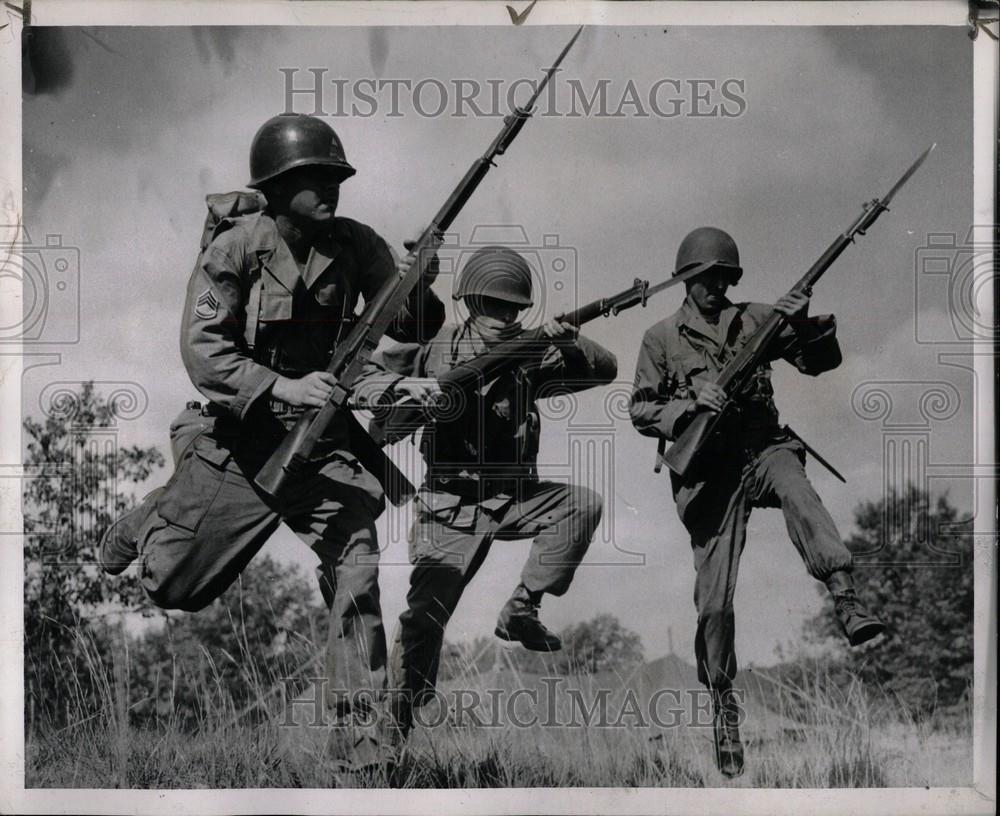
[167,409,216,466]
[414,489,461,524]
[418,489,480,529]
[155,434,231,534]
[410,490,478,565]
[259,287,293,322]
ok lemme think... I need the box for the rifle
[369,264,712,446]
[659,143,936,479]
[254,27,585,501]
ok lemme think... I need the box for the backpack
[199,190,267,251]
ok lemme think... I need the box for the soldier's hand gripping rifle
[254,27,585,501]
[369,265,713,446]
[660,144,936,479]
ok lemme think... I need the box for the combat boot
[494,583,562,651]
[712,687,744,779]
[381,691,413,756]
[98,489,161,575]
[826,570,886,646]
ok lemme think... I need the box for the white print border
[0,3,995,816]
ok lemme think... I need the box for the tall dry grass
[24,620,972,789]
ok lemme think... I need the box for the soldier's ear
[257,178,286,212]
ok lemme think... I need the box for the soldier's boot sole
[493,622,562,652]
[834,593,887,647]
[713,722,745,779]
[846,618,886,647]
[715,745,745,779]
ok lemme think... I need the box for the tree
[804,486,973,715]
[23,382,164,725]
[556,613,646,675]
[440,616,645,678]
[129,555,326,728]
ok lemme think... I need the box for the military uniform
[129,209,443,705]
[630,296,853,689]
[377,319,617,705]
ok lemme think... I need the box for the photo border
[1,2,994,814]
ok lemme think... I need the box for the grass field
[24,630,972,789]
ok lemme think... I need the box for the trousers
[389,480,602,705]
[684,444,852,689]
[135,406,387,707]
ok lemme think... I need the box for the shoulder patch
[194,288,220,319]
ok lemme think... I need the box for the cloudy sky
[22,24,974,665]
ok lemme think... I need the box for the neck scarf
[468,315,523,347]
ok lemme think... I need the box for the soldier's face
[277,167,341,223]
[687,268,732,315]
[475,296,522,324]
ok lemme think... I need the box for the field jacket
[377,322,618,498]
[629,296,841,521]
[181,211,445,446]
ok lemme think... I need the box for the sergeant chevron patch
[194,288,219,319]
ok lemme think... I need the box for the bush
[804,486,973,716]
[128,555,326,730]
[23,383,164,727]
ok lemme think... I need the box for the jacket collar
[248,214,343,293]
[677,295,741,350]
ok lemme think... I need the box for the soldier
[99,113,445,729]
[629,226,885,778]
[375,245,617,737]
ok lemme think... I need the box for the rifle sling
[346,410,417,506]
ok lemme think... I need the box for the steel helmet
[453,245,534,307]
[674,226,743,284]
[248,114,356,189]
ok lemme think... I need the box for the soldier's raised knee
[138,523,221,612]
[572,485,604,526]
[141,564,212,613]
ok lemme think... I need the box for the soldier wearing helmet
[99,114,445,749]
[629,226,884,778]
[375,244,617,739]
